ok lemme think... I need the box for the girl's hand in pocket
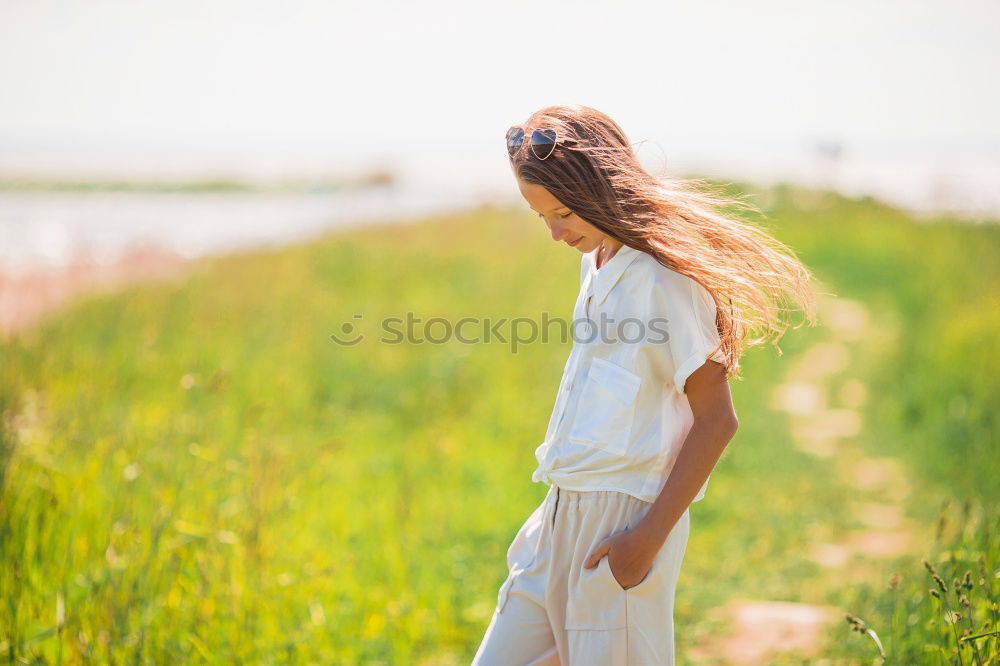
[582,528,657,590]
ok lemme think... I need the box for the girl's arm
[631,359,738,552]
[582,359,738,588]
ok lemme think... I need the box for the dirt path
[688,284,917,664]
[0,244,193,338]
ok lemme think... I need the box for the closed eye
[538,212,573,219]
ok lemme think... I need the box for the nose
[549,220,571,242]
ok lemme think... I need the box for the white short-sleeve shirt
[531,243,727,504]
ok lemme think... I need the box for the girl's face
[517,178,610,254]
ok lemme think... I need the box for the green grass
[765,185,1000,503]
[0,185,996,663]
[748,185,1000,664]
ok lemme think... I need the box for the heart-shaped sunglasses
[506,126,560,161]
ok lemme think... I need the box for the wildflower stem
[964,606,984,666]
[950,617,966,666]
[934,595,965,666]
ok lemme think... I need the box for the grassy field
[1,183,997,664]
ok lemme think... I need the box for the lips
[567,236,582,247]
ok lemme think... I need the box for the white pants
[472,484,691,665]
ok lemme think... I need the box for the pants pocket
[624,507,691,600]
[604,504,663,593]
[564,553,627,630]
[564,554,628,664]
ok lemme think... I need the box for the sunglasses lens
[506,127,525,157]
[531,128,557,160]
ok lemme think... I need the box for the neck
[598,238,622,267]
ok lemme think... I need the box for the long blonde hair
[511,104,818,379]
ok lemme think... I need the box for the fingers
[583,542,609,569]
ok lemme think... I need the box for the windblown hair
[511,104,818,380]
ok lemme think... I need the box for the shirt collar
[586,243,644,305]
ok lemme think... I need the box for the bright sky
[1,0,998,207]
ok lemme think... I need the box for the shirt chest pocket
[568,357,642,456]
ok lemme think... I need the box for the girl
[472,105,817,665]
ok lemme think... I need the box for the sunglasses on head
[506,126,560,161]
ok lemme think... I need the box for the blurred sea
[0,182,490,276]
[1,149,998,276]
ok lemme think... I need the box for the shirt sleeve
[649,269,726,394]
